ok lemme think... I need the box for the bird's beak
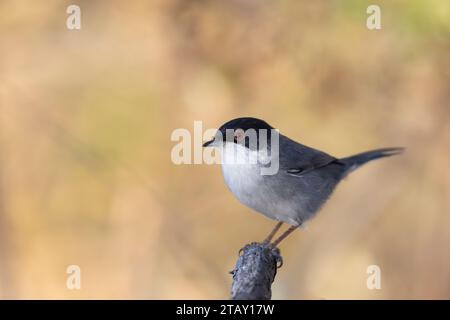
[203,138,215,147]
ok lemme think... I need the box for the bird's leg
[262,221,283,244]
[270,225,298,247]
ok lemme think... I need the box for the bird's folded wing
[279,137,337,176]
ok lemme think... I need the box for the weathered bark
[230,242,282,300]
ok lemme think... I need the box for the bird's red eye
[234,129,245,143]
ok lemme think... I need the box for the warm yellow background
[1,0,449,299]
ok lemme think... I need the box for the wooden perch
[230,242,283,300]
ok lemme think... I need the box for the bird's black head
[218,117,273,133]
[203,117,275,149]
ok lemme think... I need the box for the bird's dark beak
[203,138,215,147]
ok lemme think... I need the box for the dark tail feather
[339,147,404,176]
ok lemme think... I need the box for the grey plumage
[204,117,403,229]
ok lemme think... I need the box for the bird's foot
[238,242,283,268]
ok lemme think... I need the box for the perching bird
[203,117,403,247]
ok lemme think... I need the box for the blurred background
[0,0,449,299]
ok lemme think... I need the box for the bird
[203,117,403,247]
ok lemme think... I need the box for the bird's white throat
[220,143,265,205]
[220,142,269,166]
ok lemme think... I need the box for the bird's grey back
[262,135,402,224]
[258,135,345,224]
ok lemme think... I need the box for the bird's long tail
[339,147,404,177]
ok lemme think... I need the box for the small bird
[203,117,403,247]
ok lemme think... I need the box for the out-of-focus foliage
[0,0,449,299]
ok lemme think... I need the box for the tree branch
[230,242,283,300]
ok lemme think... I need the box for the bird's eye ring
[234,129,245,143]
